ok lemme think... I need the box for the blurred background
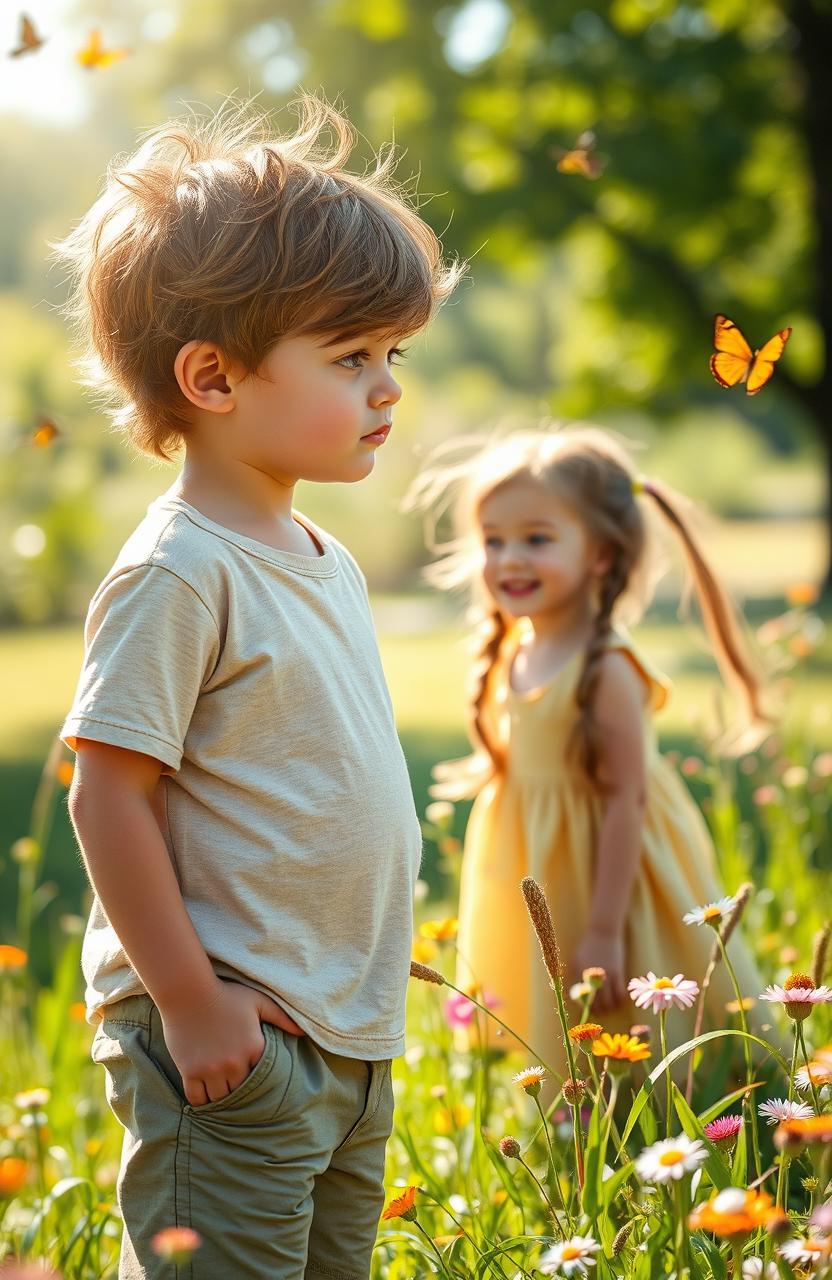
[2,0,831,968]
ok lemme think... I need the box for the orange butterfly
[9,14,46,57]
[32,417,60,448]
[710,315,792,396]
[76,29,130,70]
[553,131,606,181]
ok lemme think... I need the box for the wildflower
[726,996,756,1013]
[14,1088,50,1109]
[513,1066,546,1097]
[499,1136,521,1159]
[409,961,445,986]
[582,967,606,987]
[628,972,699,1014]
[774,1115,832,1149]
[741,1261,778,1279]
[562,1077,586,1106]
[786,582,819,607]
[424,800,454,828]
[418,917,458,942]
[811,1205,832,1233]
[629,1023,651,1041]
[681,756,702,776]
[381,1185,419,1222]
[703,1114,743,1150]
[70,1002,88,1022]
[569,981,593,1002]
[151,1227,203,1263]
[782,765,808,788]
[813,752,832,778]
[778,1236,832,1268]
[538,1235,600,1276]
[444,990,479,1028]
[758,1097,813,1125]
[795,1061,832,1092]
[635,1135,707,1184]
[0,1157,28,1197]
[0,945,27,972]
[411,937,437,964]
[752,785,781,807]
[56,760,74,786]
[568,1022,603,1045]
[759,974,832,1021]
[688,1186,778,1238]
[434,1103,472,1135]
[683,895,738,928]
[591,1033,650,1068]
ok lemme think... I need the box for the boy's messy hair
[54,94,462,459]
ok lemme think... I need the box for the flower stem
[441,978,562,1081]
[517,1155,567,1239]
[413,1218,455,1278]
[534,1095,573,1233]
[552,976,585,1187]
[659,1010,672,1138]
[776,1030,800,1210]
[795,1020,822,1115]
[715,931,762,1183]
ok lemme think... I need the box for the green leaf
[672,1083,731,1191]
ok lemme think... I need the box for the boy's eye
[335,346,408,370]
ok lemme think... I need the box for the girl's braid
[469,607,508,772]
[571,554,629,784]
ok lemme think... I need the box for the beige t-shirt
[61,493,422,1059]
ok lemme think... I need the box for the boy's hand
[159,979,305,1106]
[569,932,627,1015]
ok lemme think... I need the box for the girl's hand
[570,932,628,1015]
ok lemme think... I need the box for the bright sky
[1,1,92,125]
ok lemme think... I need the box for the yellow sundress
[455,623,767,1081]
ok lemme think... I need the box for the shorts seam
[339,1060,391,1150]
[306,1258,362,1280]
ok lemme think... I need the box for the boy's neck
[169,453,321,557]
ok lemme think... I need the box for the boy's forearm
[70,788,219,1014]
[586,793,645,938]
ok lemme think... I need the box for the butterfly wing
[710,314,753,388]
[33,418,59,448]
[10,14,44,56]
[556,149,604,179]
[746,327,792,395]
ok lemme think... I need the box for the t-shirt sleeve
[60,564,221,773]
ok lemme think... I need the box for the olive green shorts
[92,993,395,1279]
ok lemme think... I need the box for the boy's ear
[174,341,240,414]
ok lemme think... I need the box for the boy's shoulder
[105,494,220,594]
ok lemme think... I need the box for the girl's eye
[483,536,503,549]
[528,533,552,545]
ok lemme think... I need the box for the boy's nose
[370,370,402,407]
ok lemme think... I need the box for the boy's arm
[569,651,647,1013]
[70,738,304,1104]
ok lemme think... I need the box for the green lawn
[2,571,831,943]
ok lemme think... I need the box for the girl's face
[478,478,609,623]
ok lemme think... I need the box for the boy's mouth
[360,423,391,445]
[499,578,540,597]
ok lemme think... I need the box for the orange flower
[568,1022,603,1043]
[56,760,74,787]
[774,1114,832,1149]
[151,1227,202,1262]
[0,945,27,972]
[688,1187,778,1238]
[591,1033,651,1065]
[0,1157,28,1197]
[786,582,819,607]
[381,1185,419,1221]
[70,1002,88,1023]
[418,917,458,942]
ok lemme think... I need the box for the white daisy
[758,1097,814,1125]
[628,972,699,1015]
[682,895,738,927]
[779,1235,831,1268]
[742,1260,778,1279]
[795,1061,832,1092]
[538,1235,600,1276]
[635,1134,707,1184]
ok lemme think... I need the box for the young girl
[408,426,768,1079]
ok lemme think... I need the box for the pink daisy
[703,1114,743,1148]
[759,976,832,1022]
[758,1097,814,1125]
[628,972,699,1015]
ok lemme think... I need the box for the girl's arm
[570,651,647,1013]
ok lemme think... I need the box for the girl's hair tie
[631,474,649,496]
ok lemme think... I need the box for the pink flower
[152,1227,202,1262]
[758,1097,814,1125]
[628,972,700,1015]
[704,1114,743,1148]
[752,785,781,807]
[443,988,498,1029]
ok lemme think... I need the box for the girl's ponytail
[642,479,767,731]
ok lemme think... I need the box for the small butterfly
[32,417,60,448]
[76,29,130,70]
[9,14,46,58]
[709,314,792,396]
[553,131,606,181]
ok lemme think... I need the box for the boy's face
[220,330,405,486]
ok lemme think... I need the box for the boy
[57,96,459,1279]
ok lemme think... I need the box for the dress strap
[605,629,671,713]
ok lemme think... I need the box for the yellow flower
[434,1103,472,1134]
[411,937,438,964]
[418,917,458,942]
[591,1033,651,1064]
[381,1185,419,1221]
[726,997,756,1013]
[0,945,27,972]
